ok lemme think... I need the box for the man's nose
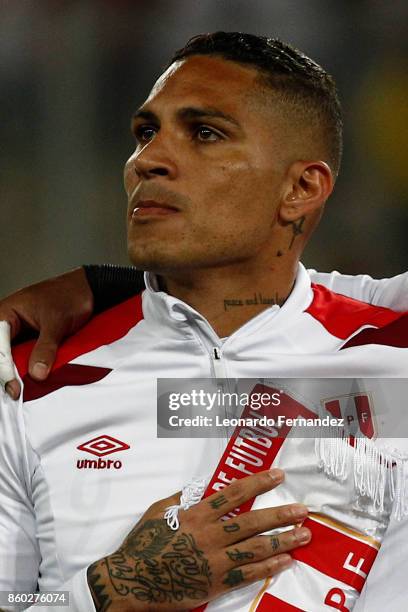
[132,138,177,180]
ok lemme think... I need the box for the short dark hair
[169,32,343,176]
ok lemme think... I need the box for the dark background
[1,0,407,296]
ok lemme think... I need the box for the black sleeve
[83,265,146,314]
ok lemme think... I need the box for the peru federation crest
[323,393,376,439]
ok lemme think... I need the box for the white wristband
[0,321,17,387]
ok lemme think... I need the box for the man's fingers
[220,503,308,544]
[220,553,293,591]
[5,380,21,400]
[203,469,285,519]
[28,312,73,380]
[222,527,311,567]
[28,334,59,380]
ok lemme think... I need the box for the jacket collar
[141,264,314,344]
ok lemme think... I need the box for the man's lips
[132,199,179,218]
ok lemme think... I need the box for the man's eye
[195,126,220,142]
[135,126,157,143]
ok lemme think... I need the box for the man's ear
[280,161,334,223]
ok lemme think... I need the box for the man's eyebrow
[132,109,159,123]
[131,106,242,130]
[176,106,241,128]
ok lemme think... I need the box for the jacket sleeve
[0,390,40,606]
[0,390,96,612]
[22,569,95,612]
[308,269,408,311]
[83,264,145,313]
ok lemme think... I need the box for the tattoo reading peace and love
[224,293,286,311]
[87,519,212,611]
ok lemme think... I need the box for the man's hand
[0,268,93,399]
[87,469,310,611]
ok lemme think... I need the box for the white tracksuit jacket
[1,264,408,612]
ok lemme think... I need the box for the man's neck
[157,258,299,338]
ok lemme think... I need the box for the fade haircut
[169,32,343,177]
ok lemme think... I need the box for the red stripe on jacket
[12,294,143,401]
[307,284,402,340]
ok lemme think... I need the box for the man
[1,32,408,612]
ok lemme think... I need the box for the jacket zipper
[212,346,226,378]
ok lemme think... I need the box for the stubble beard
[126,221,267,277]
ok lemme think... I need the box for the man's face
[124,55,289,274]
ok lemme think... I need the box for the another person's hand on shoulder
[0,268,93,399]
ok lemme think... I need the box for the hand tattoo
[223,523,240,533]
[270,535,280,552]
[88,559,112,612]
[226,548,255,562]
[222,568,245,588]
[88,519,212,610]
[209,495,228,510]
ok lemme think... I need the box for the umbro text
[76,458,122,470]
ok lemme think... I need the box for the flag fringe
[315,434,408,520]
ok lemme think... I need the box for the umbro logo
[77,435,130,457]
[76,435,130,470]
